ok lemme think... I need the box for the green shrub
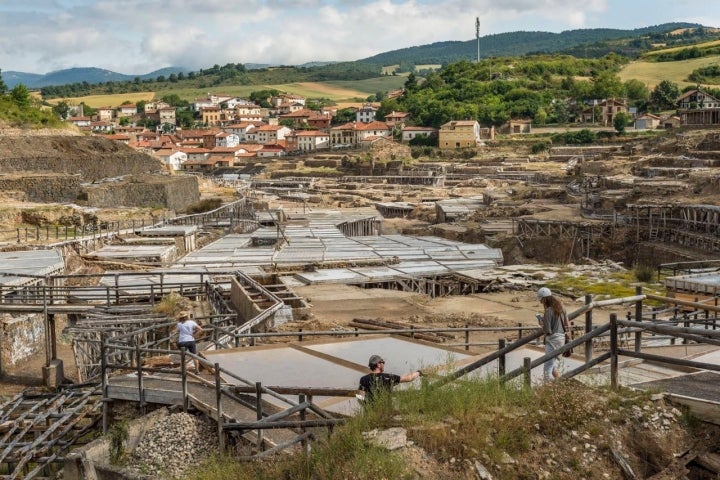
[109,420,129,465]
[634,264,655,282]
[185,198,223,214]
[531,141,551,153]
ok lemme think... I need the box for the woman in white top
[174,311,204,373]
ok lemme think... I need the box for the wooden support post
[136,343,145,414]
[181,348,188,413]
[518,322,523,340]
[498,339,506,376]
[610,313,618,390]
[523,357,532,388]
[585,294,593,363]
[255,382,263,451]
[215,363,224,452]
[465,324,470,351]
[101,335,108,434]
[299,393,308,454]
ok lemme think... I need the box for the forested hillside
[359,23,713,67]
[376,54,720,130]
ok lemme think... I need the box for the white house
[401,126,437,143]
[356,103,378,123]
[68,116,92,128]
[215,132,240,148]
[182,148,212,162]
[355,120,392,142]
[155,148,188,171]
[255,125,292,144]
[192,93,234,111]
[117,104,138,118]
[296,131,330,151]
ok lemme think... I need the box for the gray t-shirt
[541,307,567,336]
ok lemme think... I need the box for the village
[60,87,720,176]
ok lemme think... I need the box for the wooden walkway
[107,374,308,448]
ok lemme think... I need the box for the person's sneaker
[552,369,560,378]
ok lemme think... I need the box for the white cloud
[0,0,712,74]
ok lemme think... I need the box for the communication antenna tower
[476,17,480,63]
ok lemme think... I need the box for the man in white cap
[357,355,422,403]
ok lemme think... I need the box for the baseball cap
[368,354,384,369]
[537,287,552,301]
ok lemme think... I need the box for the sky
[0,0,718,75]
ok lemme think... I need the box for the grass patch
[642,39,720,57]
[179,377,660,480]
[619,55,720,89]
[545,268,664,301]
[153,292,186,318]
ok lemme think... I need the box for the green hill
[358,23,710,66]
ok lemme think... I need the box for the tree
[52,101,70,119]
[404,72,418,93]
[0,69,7,95]
[592,71,625,100]
[624,79,649,103]
[650,80,680,111]
[534,108,548,125]
[613,111,630,134]
[10,84,30,107]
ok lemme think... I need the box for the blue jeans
[544,334,565,381]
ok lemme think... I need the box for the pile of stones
[130,412,217,478]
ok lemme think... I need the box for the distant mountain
[2,66,190,89]
[2,71,43,88]
[357,22,707,65]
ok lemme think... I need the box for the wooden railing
[48,277,720,459]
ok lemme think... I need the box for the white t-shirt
[177,320,200,343]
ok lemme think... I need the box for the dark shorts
[177,341,197,354]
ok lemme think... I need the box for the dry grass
[181,378,688,480]
[46,92,156,108]
[618,55,720,89]
[643,39,720,56]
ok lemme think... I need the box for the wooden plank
[666,393,720,426]
[106,385,184,405]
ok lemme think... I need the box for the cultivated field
[642,39,720,57]
[46,92,156,108]
[50,76,407,108]
[618,55,720,89]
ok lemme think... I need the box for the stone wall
[84,175,200,211]
[1,313,44,371]
[0,173,81,202]
[0,136,163,182]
